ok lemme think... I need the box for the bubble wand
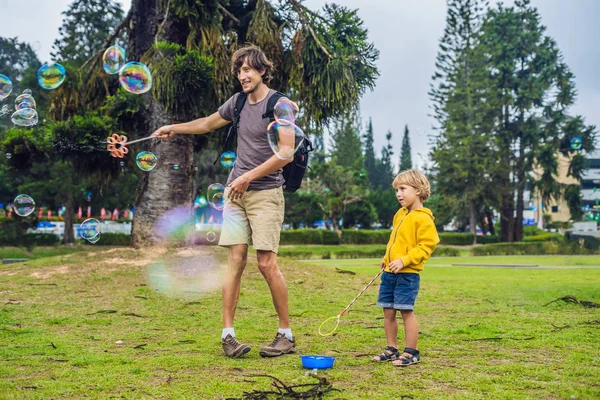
[318,266,386,336]
[105,134,155,158]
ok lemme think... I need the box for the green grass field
[1,247,599,399]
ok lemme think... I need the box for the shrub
[432,247,460,257]
[439,233,499,245]
[335,250,383,259]
[0,216,32,246]
[439,233,473,245]
[522,233,563,243]
[280,229,340,245]
[22,233,61,246]
[564,232,600,251]
[340,230,390,244]
[471,241,593,256]
[81,233,131,246]
[523,226,545,236]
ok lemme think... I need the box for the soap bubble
[37,63,66,90]
[102,45,126,74]
[15,93,36,110]
[274,98,299,124]
[120,161,125,167]
[13,194,35,217]
[5,153,11,159]
[11,108,39,127]
[570,137,582,150]
[79,218,101,241]
[146,253,224,300]
[0,74,13,100]
[207,183,225,210]
[87,233,101,244]
[206,231,217,243]
[194,195,208,209]
[172,163,180,171]
[219,151,236,168]
[136,151,158,172]
[153,206,195,243]
[266,120,305,160]
[0,104,10,117]
[119,61,152,94]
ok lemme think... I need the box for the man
[151,45,295,358]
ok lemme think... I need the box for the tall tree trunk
[469,199,477,245]
[500,105,514,242]
[128,0,195,246]
[486,208,495,235]
[331,211,340,233]
[515,133,526,242]
[62,190,75,244]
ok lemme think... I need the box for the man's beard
[243,81,259,94]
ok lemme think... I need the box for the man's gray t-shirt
[218,89,285,191]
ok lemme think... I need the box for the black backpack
[217,91,313,192]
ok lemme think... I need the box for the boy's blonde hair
[392,169,431,201]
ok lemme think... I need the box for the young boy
[371,169,439,366]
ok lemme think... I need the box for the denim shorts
[377,272,420,310]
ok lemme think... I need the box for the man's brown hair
[231,44,274,84]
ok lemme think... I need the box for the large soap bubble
[102,45,126,74]
[136,151,158,172]
[0,74,13,100]
[266,121,305,160]
[38,63,66,90]
[119,62,152,94]
[13,194,35,217]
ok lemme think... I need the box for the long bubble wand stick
[318,266,385,336]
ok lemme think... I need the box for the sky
[1,0,598,169]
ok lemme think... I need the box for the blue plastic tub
[299,355,336,369]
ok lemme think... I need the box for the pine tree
[429,0,490,243]
[399,124,412,172]
[380,130,394,185]
[362,118,377,187]
[52,0,124,65]
[478,0,596,240]
[329,114,364,169]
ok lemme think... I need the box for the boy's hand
[389,259,404,273]
[380,259,385,269]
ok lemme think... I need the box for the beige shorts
[218,186,285,253]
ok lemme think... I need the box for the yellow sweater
[383,207,440,274]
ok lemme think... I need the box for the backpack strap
[226,92,247,147]
[263,91,286,121]
[214,92,247,165]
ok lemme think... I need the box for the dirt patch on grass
[30,265,70,279]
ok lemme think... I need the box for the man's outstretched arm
[151,112,230,138]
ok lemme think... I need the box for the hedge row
[278,245,460,260]
[471,241,594,256]
[564,232,600,251]
[280,229,341,245]
[0,233,61,247]
[283,230,545,246]
[79,233,132,246]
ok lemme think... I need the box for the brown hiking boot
[222,334,251,358]
[259,332,296,357]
